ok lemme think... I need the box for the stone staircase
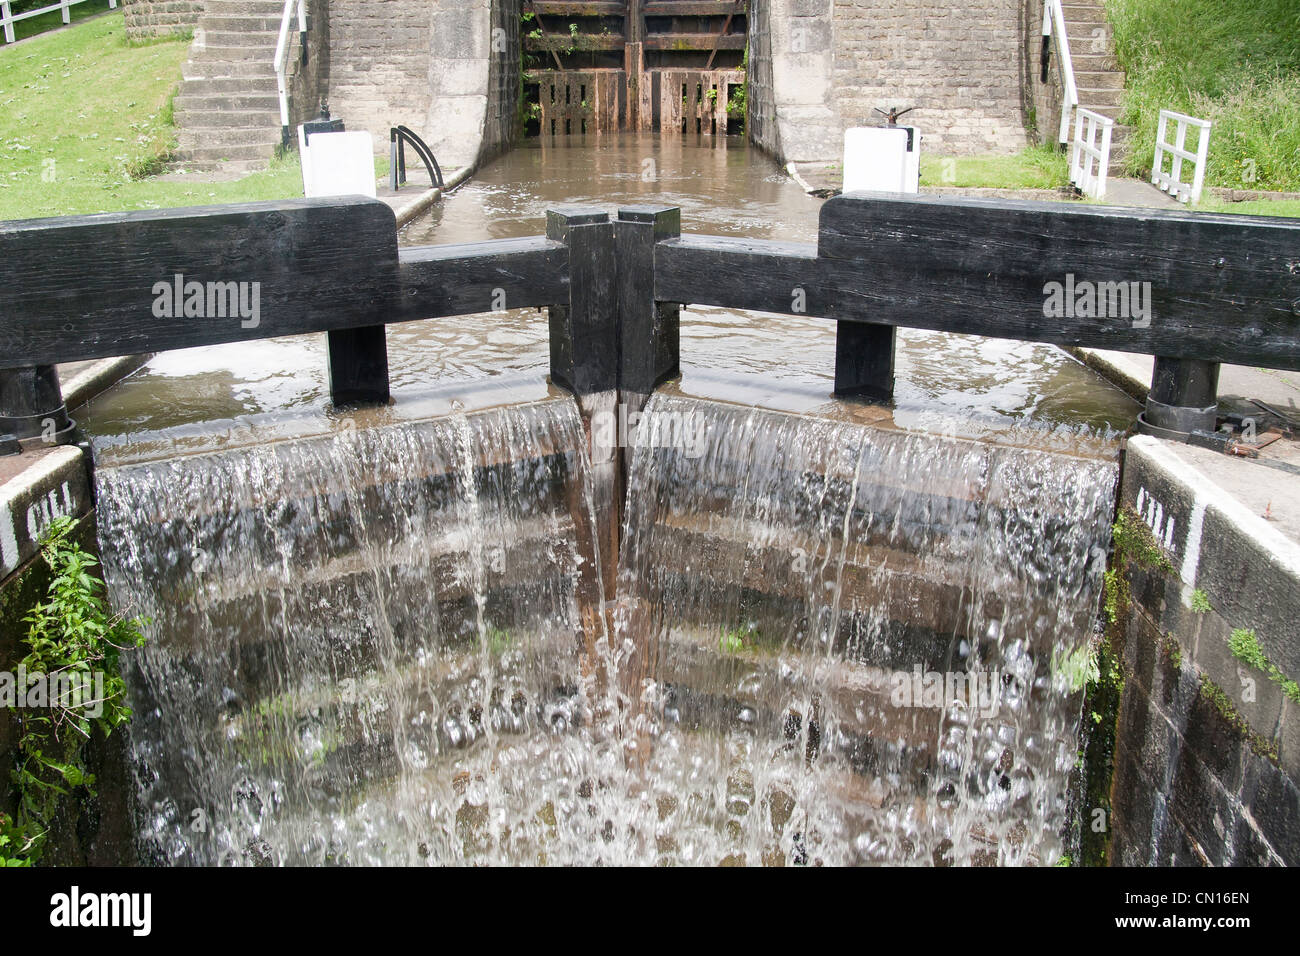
[1060,0,1132,163]
[173,0,287,172]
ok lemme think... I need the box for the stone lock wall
[1108,438,1300,865]
[326,0,517,172]
[831,0,1030,156]
[749,0,1034,164]
[122,0,205,38]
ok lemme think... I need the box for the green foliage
[1072,505,1169,867]
[1190,589,1212,614]
[1106,0,1300,191]
[717,624,756,655]
[727,81,746,121]
[1160,633,1182,670]
[1228,627,1300,704]
[1104,506,1173,626]
[487,626,513,657]
[1,517,147,865]
[1052,643,1100,694]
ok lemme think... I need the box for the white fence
[1070,107,1114,200]
[1152,109,1212,204]
[274,0,306,133]
[1042,0,1078,145]
[1,0,115,44]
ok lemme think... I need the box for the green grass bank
[1106,0,1300,192]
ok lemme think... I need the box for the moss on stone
[1228,627,1300,705]
[1198,673,1280,763]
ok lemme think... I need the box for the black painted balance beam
[0,199,579,432]
[654,192,1300,435]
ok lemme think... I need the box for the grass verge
[1106,0,1300,191]
[0,12,353,220]
[921,145,1069,190]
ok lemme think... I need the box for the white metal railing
[1,0,115,44]
[274,0,307,134]
[1153,109,1212,204]
[1042,0,1078,145]
[1070,107,1114,200]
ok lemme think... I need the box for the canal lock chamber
[7,139,1158,866]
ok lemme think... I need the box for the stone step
[1078,86,1124,108]
[170,157,271,175]
[174,108,281,128]
[199,0,287,14]
[1061,4,1108,24]
[174,143,277,164]
[192,43,276,62]
[1076,102,1122,121]
[176,126,281,148]
[199,29,280,48]
[183,58,278,79]
[199,15,283,33]
[178,75,279,95]
[175,92,281,112]
[1074,70,1124,90]
[1069,52,1120,73]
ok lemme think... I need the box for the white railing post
[274,0,297,133]
[1097,116,1113,200]
[2,2,14,44]
[1152,109,1212,204]
[1070,107,1114,200]
[60,0,69,25]
[1191,118,1210,205]
[1043,0,1078,146]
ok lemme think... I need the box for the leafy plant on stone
[1,516,147,865]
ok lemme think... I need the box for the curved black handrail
[390,125,444,192]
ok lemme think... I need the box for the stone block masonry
[831,0,1029,156]
[750,0,1033,164]
[123,0,205,38]
[1108,436,1300,865]
[327,0,517,172]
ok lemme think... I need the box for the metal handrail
[1041,0,1078,146]
[390,126,444,192]
[274,0,307,143]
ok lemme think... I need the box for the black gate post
[546,207,618,396]
[616,205,681,400]
[328,326,391,407]
[1138,356,1220,439]
[0,365,74,450]
[834,321,896,401]
[546,207,620,605]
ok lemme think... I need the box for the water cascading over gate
[95,388,1117,865]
